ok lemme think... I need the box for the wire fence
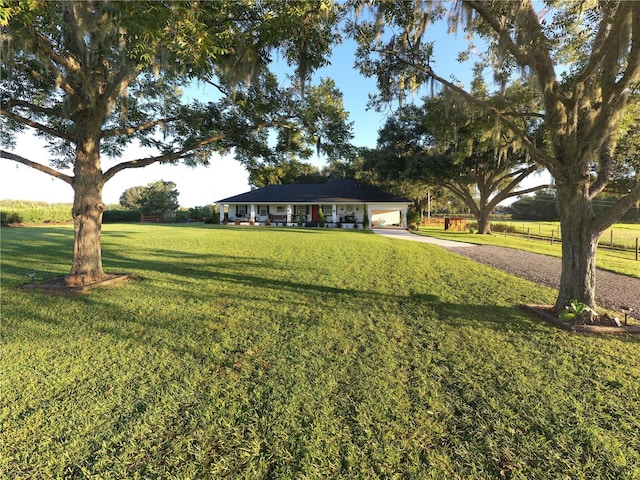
[423,217,640,261]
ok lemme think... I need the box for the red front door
[311,205,319,221]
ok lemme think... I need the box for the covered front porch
[219,202,408,229]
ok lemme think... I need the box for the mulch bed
[521,304,640,335]
[22,273,132,294]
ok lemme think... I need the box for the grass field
[491,220,640,251]
[2,224,640,478]
[416,223,640,279]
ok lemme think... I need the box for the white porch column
[402,206,408,229]
[331,204,336,223]
[219,204,225,223]
[286,204,292,223]
[250,204,256,222]
[365,204,372,229]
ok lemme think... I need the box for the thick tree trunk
[553,182,601,312]
[476,210,492,234]
[65,135,106,286]
[67,182,105,286]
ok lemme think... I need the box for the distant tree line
[119,180,218,223]
[508,191,640,223]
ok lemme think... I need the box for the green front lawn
[2,225,639,478]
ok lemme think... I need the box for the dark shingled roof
[217,180,410,204]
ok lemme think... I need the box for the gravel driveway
[372,229,639,320]
[447,244,640,320]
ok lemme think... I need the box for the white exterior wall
[219,202,409,228]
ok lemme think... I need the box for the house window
[294,205,308,215]
[258,205,269,216]
[322,205,333,215]
[276,205,285,212]
[236,205,247,217]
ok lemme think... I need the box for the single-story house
[216,179,411,228]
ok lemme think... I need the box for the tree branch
[103,59,140,108]
[2,99,70,120]
[491,164,534,187]
[25,26,79,96]
[574,2,631,85]
[1,150,74,185]
[465,1,537,67]
[444,181,480,217]
[589,134,617,198]
[203,78,230,96]
[101,117,179,138]
[500,183,550,201]
[610,3,640,96]
[2,58,48,84]
[0,109,74,141]
[404,60,557,169]
[102,133,228,182]
[466,1,572,127]
[491,163,539,192]
[592,183,640,234]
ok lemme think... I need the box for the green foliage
[318,206,326,226]
[510,191,640,222]
[406,208,421,226]
[508,191,559,221]
[0,200,71,225]
[188,205,215,222]
[1,1,352,277]
[2,2,351,172]
[102,208,141,224]
[136,180,179,215]
[559,300,598,322]
[366,92,545,233]
[350,1,640,305]
[248,159,324,188]
[2,225,640,478]
[119,186,146,210]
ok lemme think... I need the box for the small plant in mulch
[558,300,632,328]
[523,302,639,333]
[559,299,597,324]
[318,208,325,227]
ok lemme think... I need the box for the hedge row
[1,201,218,225]
[1,203,73,225]
[0,201,143,225]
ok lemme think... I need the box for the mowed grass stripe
[1,225,639,479]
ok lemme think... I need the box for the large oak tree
[1,1,351,285]
[367,86,548,234]
[350,0,640,312]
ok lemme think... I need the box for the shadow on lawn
[430,301,554,336]
[1,231,73,285]
[7,227,637,356]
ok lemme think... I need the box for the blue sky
[2,19,539,207]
